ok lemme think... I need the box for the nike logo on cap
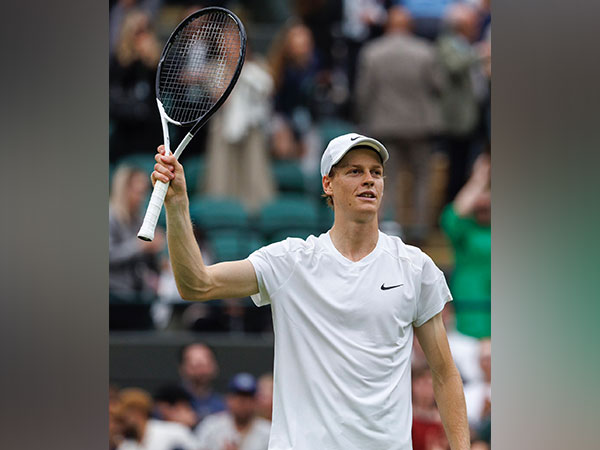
[350,136,360,141]
[381,283,403,290]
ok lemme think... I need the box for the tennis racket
[137,7,246,241]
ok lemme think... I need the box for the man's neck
[329,216,379,262]
[184,381,211,399]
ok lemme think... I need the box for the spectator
[109,0,162,56]
[354,6,444,243]
[442,304,483,386]
[255,373,273,422]
[109,165,165,303]
[268,23,323,172]
[115,387,199,450]
[340,0,387,91]
[436,2,486,203]
[179,343,226,423]
[464,338,491,441]
[203,49,276,213]
[110,384,125,450]
[292,0,343,71]
[153,384,199,429]
[440,152,490,339]
[195,373,271,450]
[411,365,448,450]
[109,9,162,163]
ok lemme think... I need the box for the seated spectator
[178,343,226,423]
[411,365,448,450]
[195,373,271,450]
[153,384,199,430]
[464,338,491,442]
[115,387,199,450]
[440,152,490,339]
[109,165,165,303]
[110,383,125,450]
[442,304,483,386]
[255,373,274,422]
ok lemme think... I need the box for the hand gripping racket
[137,7,246,241]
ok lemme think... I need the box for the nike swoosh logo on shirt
[380,283,404,290]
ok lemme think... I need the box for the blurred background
[109,1,491,449]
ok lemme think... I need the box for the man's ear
[322,175,333,196]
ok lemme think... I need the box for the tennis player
[152,133,470,450]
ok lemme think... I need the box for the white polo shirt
[248,231,452,450]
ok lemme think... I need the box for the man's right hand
[150,145,188,205]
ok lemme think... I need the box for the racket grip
[137,179,169,241]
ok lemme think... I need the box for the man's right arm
[152,145,259,301]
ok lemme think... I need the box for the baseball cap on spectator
[228,372,257,396]
[320,133,389,177]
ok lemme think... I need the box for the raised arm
[414,312,470,450]
[152,145,259,301]
[453,153,490,217]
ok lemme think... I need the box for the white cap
[320,133,389,177]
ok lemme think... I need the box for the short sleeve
[414,252,453,327]
[247,239,296,307]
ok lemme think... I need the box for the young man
[151,133,470,450]
[195,373,271,450]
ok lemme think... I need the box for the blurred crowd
[110,0,491,448]
[110,333,491,449]
[110,342,274,450]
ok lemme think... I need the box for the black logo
[350,136,360,141]
[380,283,403,290]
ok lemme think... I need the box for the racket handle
[137,179,169,241]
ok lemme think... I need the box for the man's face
[128,171,149,212]
[226,393,256,425]
[180,345,217,386]
[323,148,384,219]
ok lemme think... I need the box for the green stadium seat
[272,160,305,194]
[188,196,249,234]
[118,153,156,176]
[180,154,205,194]
[258,195,320,243]
[318,118,354,146]
[208,231,265,262]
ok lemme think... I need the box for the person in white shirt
[195,373,271,450]
[115,387,199,450]
[464,338,492,433]
[151,133,470,449]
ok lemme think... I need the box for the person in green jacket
[441,153,491,338]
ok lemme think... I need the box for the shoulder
[200,411,230,426]
[379,232,431,271]
[253,234,327,260]
[147,419,193,436]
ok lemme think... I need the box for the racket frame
[137,7,246,241]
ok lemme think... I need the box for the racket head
[156,7,246,129]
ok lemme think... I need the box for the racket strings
[159,11,242,124]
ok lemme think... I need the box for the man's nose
[362,172,374,184]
